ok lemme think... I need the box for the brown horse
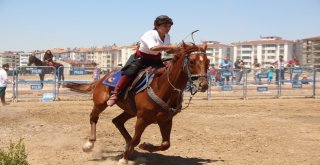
[64,42,210,163]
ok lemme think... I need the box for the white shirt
[139,30,171,55]
[0,68,10,87]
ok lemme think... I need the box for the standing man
[92,62,101,81]
[234,57,244,85]
[273,55,287,85]
[287,56,299,81]
[0,63,13,106]
[252,58,261,85]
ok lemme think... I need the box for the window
[267,56,275,59]
[242,51,251,54]
[279,44,284,48]
[267,50,276,53]
[264,44,276,47]
[242,45,252,48]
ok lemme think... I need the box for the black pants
[122,55,164,77]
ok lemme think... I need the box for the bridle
[146,45,209,120]
[165,49,209,111]
[167,50,209,95]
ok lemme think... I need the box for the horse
[27,55,65,88]
[64,42,210,163]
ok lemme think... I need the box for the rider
[43,50,54,67]
[107,15,180,106]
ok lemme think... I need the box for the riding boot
[107,75,132,106]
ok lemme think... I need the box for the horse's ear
[199,43,207,52]
[181,41,187,48]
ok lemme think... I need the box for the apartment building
[119,45,136,67]
[205,41,232,66]
[301,36,320,68]
[232,36,294,68]
[0,51,20,68]
[18,52,32,66]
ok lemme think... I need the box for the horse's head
[180,42,210,92]
[27,55,36,66]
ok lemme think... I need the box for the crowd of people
[208,55,309,86]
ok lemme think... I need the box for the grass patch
[0,138,29,165]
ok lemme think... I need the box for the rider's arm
[150,45,179,53]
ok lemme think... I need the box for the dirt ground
[0,98,320,165]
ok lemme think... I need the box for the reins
[147,47,208,119]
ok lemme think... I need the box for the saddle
[45,61,60,68]
[102,65,166,94]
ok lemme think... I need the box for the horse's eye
[189,60,195,65]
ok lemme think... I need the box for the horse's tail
[63,81,97,93]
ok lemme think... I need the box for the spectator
[208,64,217,85]
[291,59,301,84]
[215,69,223,86]
[251,58,261,85]
[288,56,299,81]
[219,57,232,85]
[0,63,13,106]
[273,55,287,84]
[301,74,310,84]
[267,66,275,84]
[234,57,244,85]
[92,63,101,81]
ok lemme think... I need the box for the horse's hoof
[139,142,151,150]
[82,141,94,152]
[118,158,128,164]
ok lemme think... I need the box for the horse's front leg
[39,73,44,88]
[82,104,107,152]
[139,119,172,152]
[121,117,149,162]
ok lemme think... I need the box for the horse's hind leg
[112,112,135,146]
[82,103,107,152]
[122,117,150,161]
[139,119,172,152]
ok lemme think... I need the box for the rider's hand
[167,45,180,54]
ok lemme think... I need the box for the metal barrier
[14,66,56,102]
[207,69,246,99]
[278,66,315,98]
[206,67,318,99]
[315,68,320,98]
[6,66,320,101]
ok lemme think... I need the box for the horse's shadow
[89,149,224,165]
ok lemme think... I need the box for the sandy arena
[1,98,320,165]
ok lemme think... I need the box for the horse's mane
[171,42,206,63]
[30,55,45,65]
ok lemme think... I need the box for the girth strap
[147,87,178,119]
[147,87,170,111]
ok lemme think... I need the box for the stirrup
[107,94,118,106]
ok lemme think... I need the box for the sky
[0,0,319,52]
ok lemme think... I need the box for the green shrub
[0,138,29,165]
